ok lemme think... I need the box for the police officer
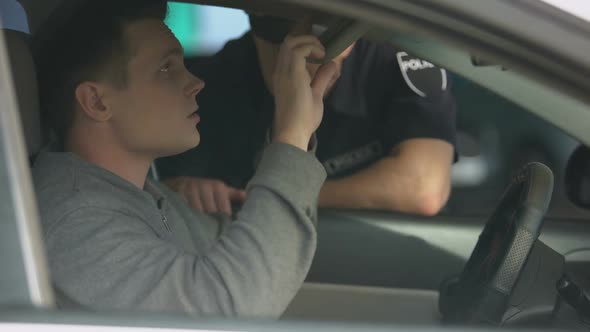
[157,14,457,216]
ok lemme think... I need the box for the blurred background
[164,2,249,56]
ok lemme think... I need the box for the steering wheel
[439,162,554,324]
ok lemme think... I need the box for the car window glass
[166,2,249,56]
[165,2,590,220]
[0,0,29,33]
[445,74,589,219]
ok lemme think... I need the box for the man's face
[106,19,204,158]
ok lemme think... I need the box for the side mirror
[565,145,590,209]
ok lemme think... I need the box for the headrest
[3,29,43,156]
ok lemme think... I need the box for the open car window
[447,75,587,219]
[164,2,590,220]
[0,0,29,33]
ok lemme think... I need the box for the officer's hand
[272,34,339,150]
[163,177,246,216]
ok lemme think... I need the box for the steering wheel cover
[490,162,554,292]
[440,162,554,324]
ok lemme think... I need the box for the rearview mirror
[565,145,590,209]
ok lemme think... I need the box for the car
[1,0,590,330]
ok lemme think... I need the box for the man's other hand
[163,177,246,216]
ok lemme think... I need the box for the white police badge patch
[396,51,447,98]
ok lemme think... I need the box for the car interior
[3,0,590,330]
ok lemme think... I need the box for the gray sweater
[33,143,326,318]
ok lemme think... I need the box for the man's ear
[74,82,112,122]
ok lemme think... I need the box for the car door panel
[307,210,590,290]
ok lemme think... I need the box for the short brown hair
[34,0,168,145]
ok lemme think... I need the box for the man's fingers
[186,187,204,212]
[286,44,324,75]
[283,35,323,51]
[199,186,218,213]
[280,35,324,69]
[294,44,325,63]
[213,188,232,216]
[164,177,203,211]
[311,60,339,98]
[229,188,247,204]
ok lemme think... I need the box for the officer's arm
[318,138,453,215]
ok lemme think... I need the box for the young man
[33,0,337,317]
[157,14,457,216]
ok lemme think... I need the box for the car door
[294,0,590,293]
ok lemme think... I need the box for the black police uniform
[157,32,456,188]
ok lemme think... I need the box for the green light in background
[165,2,201,55]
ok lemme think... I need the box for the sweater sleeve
[45,143,326,318]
